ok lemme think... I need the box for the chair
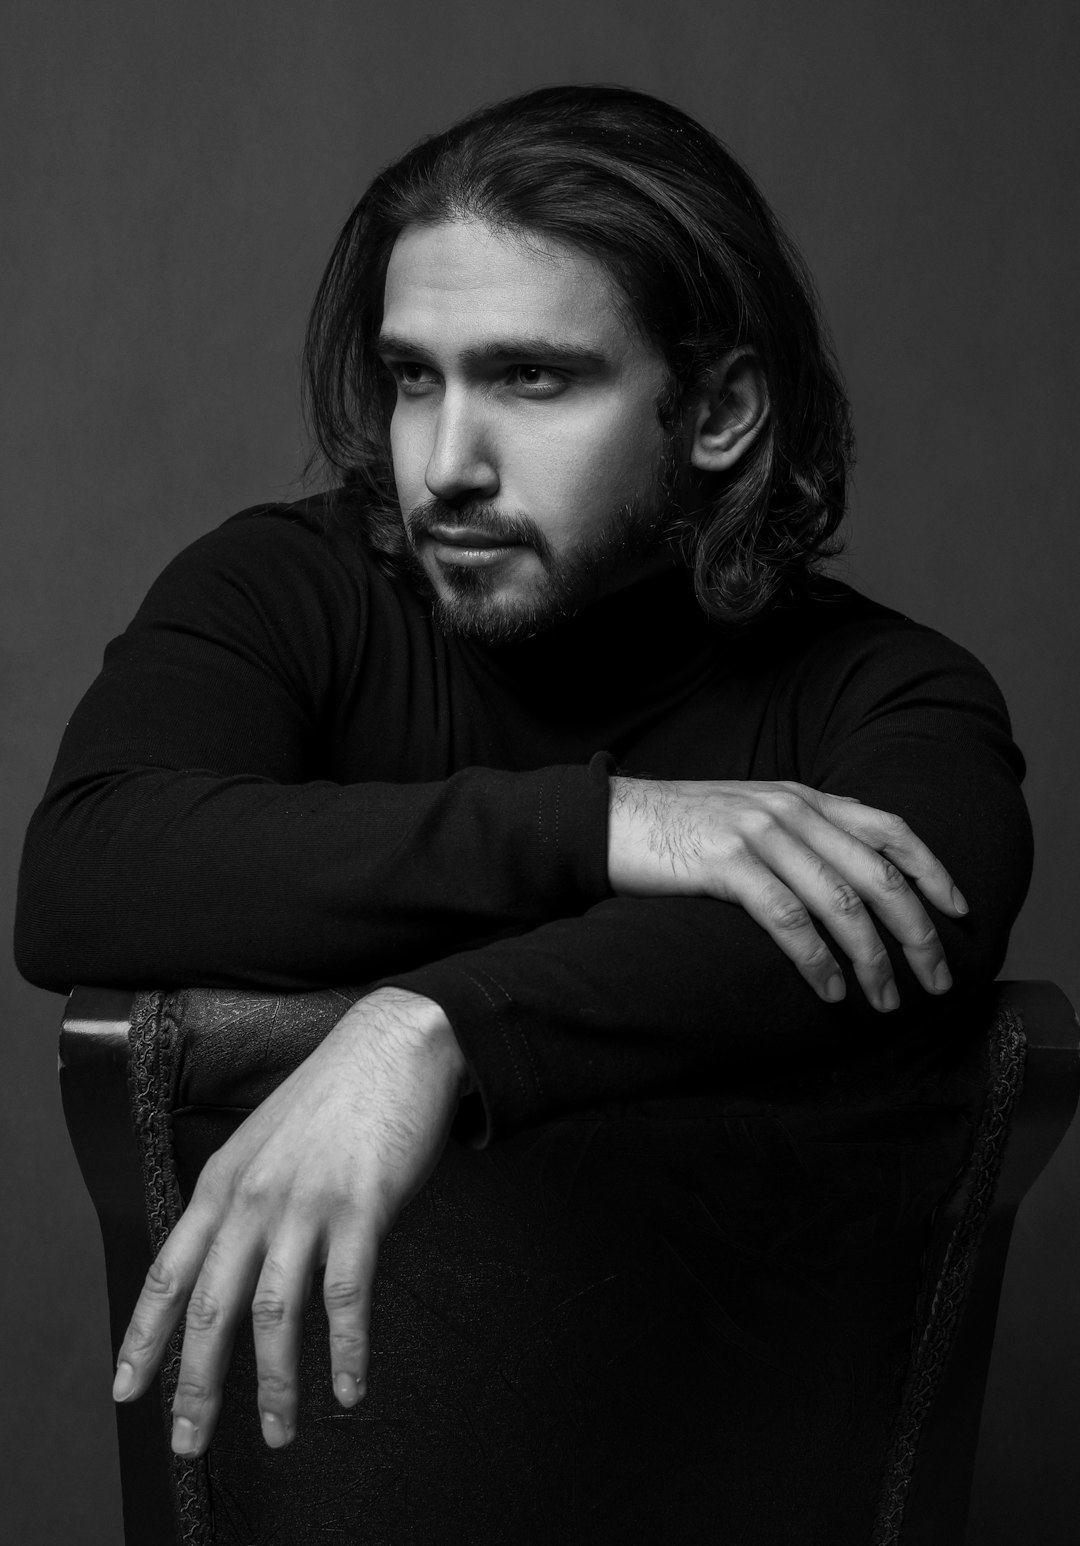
[60,980,1079,1546]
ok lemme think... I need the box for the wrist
[608,775,667,895]
[357,987,473,1097]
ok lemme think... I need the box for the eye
[506,364,567,397]
[388,362,440,396]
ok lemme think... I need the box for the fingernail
[334,1372,363,1407]
[932,961,953,994]
[171,1417,199,1456]
[112,1361,136,1402]
[878,982,900,1012]
[951,887,969,916]
[823,974,846,1003]
[261,1411,292,1447]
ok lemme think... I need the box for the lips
[424,525,522,550]
[422,526,530,571]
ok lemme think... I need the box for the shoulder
[745,579,1020,769]
[133,492,416,630]
[150,492,374,589]
[116,492,427,702]
[764,579,1008,707]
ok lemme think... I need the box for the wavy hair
[304,85,854,625]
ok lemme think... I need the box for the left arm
[381,620,1032,1138]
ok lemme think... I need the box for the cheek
[537,401,665,517]
[389,410,426,501]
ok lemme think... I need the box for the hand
[111,988,468,1456]
[608,778,968,1011]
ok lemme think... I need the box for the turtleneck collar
[452,564,723,724]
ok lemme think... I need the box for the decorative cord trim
[869,1005,1026,1545]
[128,990,214,1546]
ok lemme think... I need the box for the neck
[457,562,718,710]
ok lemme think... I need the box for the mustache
[405,500,554,562]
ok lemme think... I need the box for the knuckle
[859,943,892,976]
[251,1296,290,1330]
[879,811,910,842]
[766,787,805,818]
[174,1376,214,1407]
[737,807,776,843]
[185,1291,224,1334]
[907,921,940,951]
[829,883,864,919]
[145,1258,178,1298]
[329,1327,369,1356]
[875,860,909,896]
[801,940,835,972]
[769,899,812,935]
[256,1369,293,1399]
[122,1321,157,1359]
[324,1277,364,1313]
[235,1168,271,1207]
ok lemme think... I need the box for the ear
[685,350,769,474]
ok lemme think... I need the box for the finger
[169,1231,262,1457]
[730,860,848,1004]
[113,1211,215,1405]
[323,1222,381,1409]
[817,825,952,996]
[251,1240,316,1449]
[761,839,905,1010]
[778,816,952,1000]
[810,794,968,916]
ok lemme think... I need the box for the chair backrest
[876,980,1080,1544]
[60,979,1079,1546]
[61,986,175,1542]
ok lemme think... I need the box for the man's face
[377,218,681,643]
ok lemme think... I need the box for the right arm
[15,510,611,991]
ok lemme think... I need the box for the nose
[424,392,499,504]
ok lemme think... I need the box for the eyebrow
[375,331,609,369]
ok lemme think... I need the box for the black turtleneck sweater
[16,498,1033,1141]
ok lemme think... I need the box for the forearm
[15,759,610,992]
[385,750,1033,1143]
[15,510,618,993]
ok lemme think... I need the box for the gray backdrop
[3,2,1077,1540]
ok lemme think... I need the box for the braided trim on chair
[870,1004,1026,1546]
[128,989,214,1546]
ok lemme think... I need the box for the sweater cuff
[373,752,616,1144]
[374,955,545,1147]
[543,752,615,904]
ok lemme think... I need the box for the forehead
[379,218,643,359]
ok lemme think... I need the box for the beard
[401,440,683,646]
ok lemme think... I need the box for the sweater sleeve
[379,621,1033,1143]
[14,510,611,993]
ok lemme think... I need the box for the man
[17,86,1031,1541]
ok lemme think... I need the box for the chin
[430,572,588,645]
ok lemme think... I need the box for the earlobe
[687,351,769,474]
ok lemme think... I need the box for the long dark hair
[304,84,853,625]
